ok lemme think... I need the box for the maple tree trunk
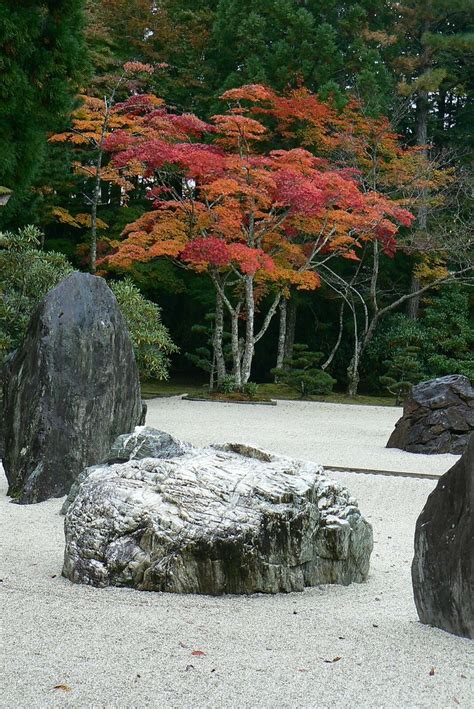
[213,291,226,386]
[276,298,287,371]
[90,151,102,273]
[241,276,255,385]
[230,309,242,387]
[284,298,297,362]
[322,300,345,371]
[347,359,360,398]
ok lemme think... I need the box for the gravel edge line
[324,465,440,480]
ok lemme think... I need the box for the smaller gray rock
[107,426,189,462]
[61,427,188,514]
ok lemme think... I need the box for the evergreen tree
[421,287,474,380]
[380,346,423,404]
[0,1,88,224]
[272,344,336,398]
[389,1,474,318]
[393,0,474,151]
[210,0,395,112]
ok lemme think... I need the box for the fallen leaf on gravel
[324,657,342,663]
[429,667,436,676]
[53,684,72,692]
[179,642,188,648]
[372,624,379,628]
[453,698,460,705]
[297,668,308,672]
[191,650,206,657]
[51,575,57,579]
[460,675,466,679]
[185,664,194,671]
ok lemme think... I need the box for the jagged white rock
[63,431,373,594]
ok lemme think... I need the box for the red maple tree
[102,85,414,386]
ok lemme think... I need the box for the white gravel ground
[145,397,459,476]
[1,399,472,708]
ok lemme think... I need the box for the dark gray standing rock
[412,434,474,638]
[62,430,374,594]
[1,272,144,504]
[387,375,474,454]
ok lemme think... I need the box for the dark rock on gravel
[1,272,144,504]
[387,375,473,454]
[412,434,474,638]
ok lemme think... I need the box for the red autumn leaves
[100,83,415,287]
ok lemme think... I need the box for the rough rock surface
[62,429,373,594]
[107,426,189,463]
[387,375,474,454]
[412,434,474,638]
[2,272,144,504]
[61,427,189,514]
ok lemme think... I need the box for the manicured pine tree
[271,344,336,398]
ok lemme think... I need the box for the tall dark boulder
[412,434,474,638]
[387,375,474,454]
[1,272,144,504]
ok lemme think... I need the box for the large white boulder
[63,431,373,595]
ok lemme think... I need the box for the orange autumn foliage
[99,85,415,290]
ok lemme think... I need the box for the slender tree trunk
[347,298,361,397]
[213,291,226,386]
[241,276,255,385]
[209,350,216,391]
[346,305,381,396]
[276,298,287,371]
[347,357,360,398]
[284,297,297,361]
[321,300,345,371]
[230,309,242,387]
[408,54,430,320]
[90,150,102,273]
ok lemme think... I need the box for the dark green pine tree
[210,0,395,112]
[379,346,423,405]
[271,344,336,398]
[387,0,474,319]
[0,1,88,225]
[392,0,474,152]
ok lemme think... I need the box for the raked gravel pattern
[144,397,460,476]
[1,399,472,708]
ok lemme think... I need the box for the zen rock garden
[2,274,374,595]
[2,273,474,704]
